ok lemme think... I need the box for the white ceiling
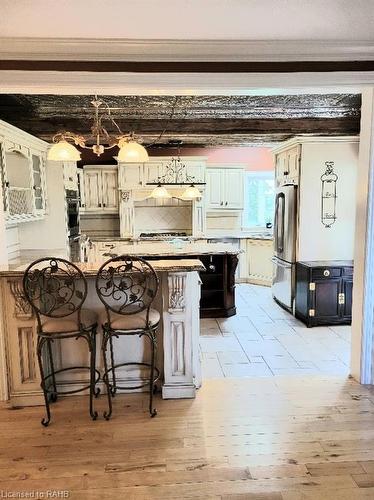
[1,0,374,40]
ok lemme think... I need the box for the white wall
[0,220,8,265]
[298,141,359,262]
[18,161,68,252]
[0,0,373,40]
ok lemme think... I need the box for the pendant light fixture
[150,183,172,199]
[47,96,148,162]
[117,135,149,162]
[182,184,202,199]
[47,140,82,161]
[147,154,205,199]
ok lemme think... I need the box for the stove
[139,232,188,240]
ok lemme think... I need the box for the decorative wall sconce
[321,161,338,228]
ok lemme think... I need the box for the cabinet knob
[323,269,330,277]
[98,203,102,207]
[225,201,228,206]
[220,201,223,206]
[103,203,106,207]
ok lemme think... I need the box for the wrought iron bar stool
[23,257,100,426]
[95,255,160,419]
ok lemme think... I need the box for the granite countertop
[0,258,205,277]
[92,233,273,242]
[93,241,242,256]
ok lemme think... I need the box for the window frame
[242,170,275,232]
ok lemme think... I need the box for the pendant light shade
[150,184,172,199]
[48,140,81,161]
[182,184,201,199]
[118,140,149,162]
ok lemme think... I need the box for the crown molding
[0,38,373,62]
[0,70,371,96]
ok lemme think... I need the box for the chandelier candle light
[47,97,149,162]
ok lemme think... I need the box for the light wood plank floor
[1,376,374,499]
[201,284,350,378]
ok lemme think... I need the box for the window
[242,171,275,230]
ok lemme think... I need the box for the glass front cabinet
[0,127,48,225]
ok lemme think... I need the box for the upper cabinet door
[275,151,287,185]
[119,163,143,189]
[5,149,34,219]
[224,169,244,209]
[84,170,102,210]
[0,143,8,214]
[101,169,119,211]
[63,161,78,191]
[286,145,301,181]
[144,162,165,185]
[31,154,45,213]
[206,169,224,209]
[185,161,205,184]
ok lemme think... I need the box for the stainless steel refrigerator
[272,184,297,312]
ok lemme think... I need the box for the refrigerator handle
[275,193,285,254]
[273,194,279,251]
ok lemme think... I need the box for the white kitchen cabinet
[101,169,119,211]
[30,153,46,215]
[63,161,78,190]
[238,238,273,286]
[275,145,300,186]
[118,157,206,190]
[144,161,166,185]
[83,169,101,210]
[118,163,143,189]
[225,169,244,209]
[0,120,48,225]
[206,169,224,208]
[206,166,244,210]
[82,166,118,213]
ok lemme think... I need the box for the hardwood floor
[0,284,367,499]
[1,376,374,499]
[201,284,350,378]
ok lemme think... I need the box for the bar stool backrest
[23,257,87,328]
[95,255,159,326]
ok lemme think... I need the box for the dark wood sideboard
[295,260,353,328]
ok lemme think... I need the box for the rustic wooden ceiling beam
[3,117,358,141]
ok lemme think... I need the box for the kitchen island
[0,258,204,407]
[87,240,241,317]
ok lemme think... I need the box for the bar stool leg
[89,327,98,421]
[102,329,113,420]
[46,339,57,402]
[148,330,157,418]
[37,337,51,427]
[109,334,117,397]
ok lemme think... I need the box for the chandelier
[147,155,206,199]
[47,96,149,162]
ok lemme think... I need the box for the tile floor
[200,283,351,378]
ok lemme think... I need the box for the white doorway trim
[1,69,374,382]
[352,89,374,383]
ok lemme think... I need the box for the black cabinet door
[312,278,341,321]
[341,279,353,319]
